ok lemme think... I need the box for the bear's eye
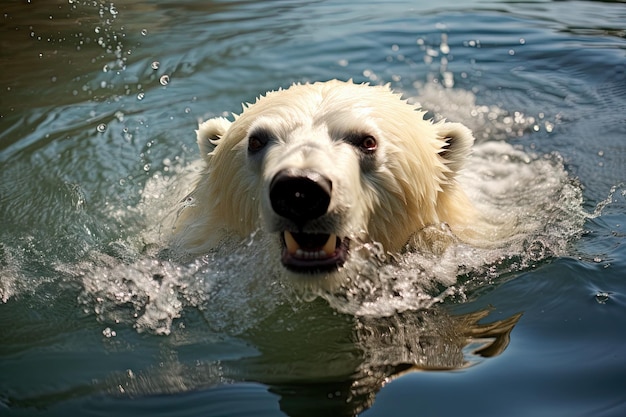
[344,133,378,155]
[359,135,378,153]
[248,129,270,153]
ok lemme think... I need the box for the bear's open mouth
[280,231,349,273]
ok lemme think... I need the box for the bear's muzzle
[269,168,332,225]
[269,168,349,273]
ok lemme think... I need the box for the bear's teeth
[294,249,328,259]
[284,231,300,254]
[322,233,337,255]
[283,232,338,258]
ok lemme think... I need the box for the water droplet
[102,327,117,337]
[143,163,151,172]
[96,123,107,133]
[426,47,439,57]
[593,256,602,263]
[544,121,554,133]
[137,92,145,100]
[184,107,191,114]
[182,196,195,207]
[159,75,170,86]
[151,61,160,70]
[141,29,148,36]
[440,34,450,54]
[594,292,610,304]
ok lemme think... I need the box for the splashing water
[42,84,588,334]
[0,58,593,334]
[316,140,587,316]
[309,84,587,316]
[72,234,294,336]
[410,82,550,142]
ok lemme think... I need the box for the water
[1,0,625,416]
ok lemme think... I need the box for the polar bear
[170,80,498,281]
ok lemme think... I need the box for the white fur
[170,80,504,281]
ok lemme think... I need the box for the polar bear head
[172,80,475,279]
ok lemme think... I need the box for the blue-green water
[1,1,625,416]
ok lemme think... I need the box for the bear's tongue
[284,231,337,258]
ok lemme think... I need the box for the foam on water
[0,245,21,303]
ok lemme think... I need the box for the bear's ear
[436,122,474,183]
[196,117,232,161]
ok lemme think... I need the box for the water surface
[1,1,625,416]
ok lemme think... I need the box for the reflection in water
[95,305,521,417]
[270,308,522,416]
[2,288,519,416]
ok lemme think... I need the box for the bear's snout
[269,168,332,224]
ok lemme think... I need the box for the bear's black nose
[269,168,332,223]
